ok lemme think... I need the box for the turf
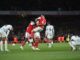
[0,43,80,60]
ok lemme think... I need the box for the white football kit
[69,35,80,51]
[0,25,11,38]
[45,24,54,40]
[0,25,13,51]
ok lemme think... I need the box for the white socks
[4,40,8,51]
[0,40,9,51]
[48,42,53,48]
[0,41,3,51]
[69,42,76,51]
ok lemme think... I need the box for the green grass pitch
[0,43,80,60]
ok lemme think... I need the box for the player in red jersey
[31,15,47,50]
[20,21,35,50]
[35,15,46,26]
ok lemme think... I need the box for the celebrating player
[31,15,47,50]
[35,15,46,26]
[20,21,35,50]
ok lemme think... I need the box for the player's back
[26,21,35,34]
[0,25,8,31]
[0,25,13,33]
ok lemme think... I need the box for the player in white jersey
[0,24,13,51]
[44,23,55,48]
[69,35,80,51]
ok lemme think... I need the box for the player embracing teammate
[20,15,46,50]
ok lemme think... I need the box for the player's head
[35,17,40,22]
[35,15,46,26]
[47,21,50,25]
[7,25,13,30]
[30,21,35,25]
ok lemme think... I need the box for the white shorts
[45,31,54,40]
[69,41,76,46]
[34,32,40,39]
[25,32,30,38]
[46,35,53,40]
[0,29,7,38]
[70,40,80,46]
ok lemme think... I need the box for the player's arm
[6,30,10,38]
[45,26,48,37]
[32,27,43,32]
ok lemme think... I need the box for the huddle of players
[20,15,55,50]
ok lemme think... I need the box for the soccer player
[44,22,55,48]
[0,24,13,51]
[69,35,80,51]
[31,26,43,50]
[20,21,35,50]
[31,15,46,50]
[35,15,46,26]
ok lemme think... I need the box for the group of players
[20,15,55,50]
[0,15,55,51]
[0,15,80,52]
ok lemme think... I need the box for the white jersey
[0,25,13,38]
[71,36,77,41]
[45,24,54,39]
[71,35,80,45]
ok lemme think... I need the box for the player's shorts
[70,36,80,45]
[70,40,80,46]
[25,32,30,38]
[34,32,41,39]
[0,29,7,38]
[69,41,76,46]
[46,34,53,40]
[29,38,33,43]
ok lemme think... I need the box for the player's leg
[0,33,4,51]
[28,37,33,47]
[69,41,76,51]
[20,32,29,50]
[48,40,53,48]
[34,38,40,50]
[47,35,53,48]
[20,38,27,50]
[4,38,9,51]
[32,32,40,50]
[0,40,3,51]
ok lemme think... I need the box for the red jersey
[26,21,35,34]
[36,15,46,26]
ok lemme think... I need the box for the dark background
[0,0,80,36]
[0,0,80,11]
